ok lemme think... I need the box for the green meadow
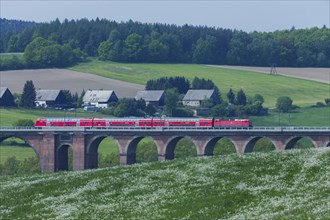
[0,52,23,60]
[1,61,329,218]
[70,60,329,107]
[0,148,329,219]
[0,108,106,127]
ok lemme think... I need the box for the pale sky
[1,1,329,32]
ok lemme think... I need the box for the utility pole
[270,64,277,75]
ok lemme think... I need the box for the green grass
[0,108,107,127]
[249,106,330,127]
[0,52,23,60]
[70,60,330,107]
[97,138,119,155]
[0,146,36,163]
[0,148,329,219]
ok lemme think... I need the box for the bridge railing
[1,126,329,132]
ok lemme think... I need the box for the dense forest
[1,18,329,68]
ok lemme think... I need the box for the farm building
[135,90,165,107]
[183,89,220,107]
[0,87,15,107]
[35,89,67,108]
[83,90,118,108]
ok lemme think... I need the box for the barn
[83,90,118,108]
[0,87,15,107]
[35,89,67,108]
[135,90,165,107]
[183,89,220,107]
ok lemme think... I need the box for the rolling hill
[0,148,329,219]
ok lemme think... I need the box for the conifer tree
[236,89,247,106]
[20,80,36,108]
[227,88,235,104]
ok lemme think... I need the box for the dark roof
[183,90,215,101]
[36,89,61,101]
[135,90,164,102]
[83,90,117,103]
[0,87,9,98]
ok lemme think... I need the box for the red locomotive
[34,117,252,128]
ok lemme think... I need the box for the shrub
[325,98,330,106]
[276,96,293,113]
[0,156,41,176]
[314,102,325,108]
[13,119,34,127]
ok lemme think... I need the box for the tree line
[1,18,329,69]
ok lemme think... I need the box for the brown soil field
[211,65,330,84]
[0,69,144,98]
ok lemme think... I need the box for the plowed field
[0,69,144,98]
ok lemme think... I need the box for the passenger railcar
[34,117,252,128]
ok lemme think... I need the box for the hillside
[0,148,329,219]
[70,61,329,107]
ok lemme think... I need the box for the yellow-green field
[70,60,329,107]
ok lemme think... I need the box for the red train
[34,117,252,128]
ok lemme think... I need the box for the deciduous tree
[276,96,293,112]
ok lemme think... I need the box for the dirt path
[209,65,330,84]
[0,69,144,98]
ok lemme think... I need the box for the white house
[83,90,118,108]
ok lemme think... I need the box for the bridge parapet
[1,126,330,133]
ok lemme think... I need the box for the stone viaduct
[0,127,329,172]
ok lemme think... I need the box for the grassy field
[1,106,329,127]
[0,108,107,127]
[0,148,329,219]
[0,52,23,60]
[249,106,330,127]
[70,60,329,107]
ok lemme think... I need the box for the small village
[0,86,222,116]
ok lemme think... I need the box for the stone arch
[244,136,276,153]
[56,144,72,171]
[135,137,158,163]
[86,135,121,169]
[285,136,316,150]
[204,137,222,156]
[86,135,108,169]
[165,136,197,160]
[122,136,158,165]
[213,137,237,155]
[0,135,41,171]
[114,135,159,164]
[203,136,237,155]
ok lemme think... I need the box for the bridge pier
[230,136,249,153]
[23,132,56,173]
[153,135,174,161]
[311,135,330,148]
[113,135,139,165]
[191,136,215,156]
[72,132,86,171]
